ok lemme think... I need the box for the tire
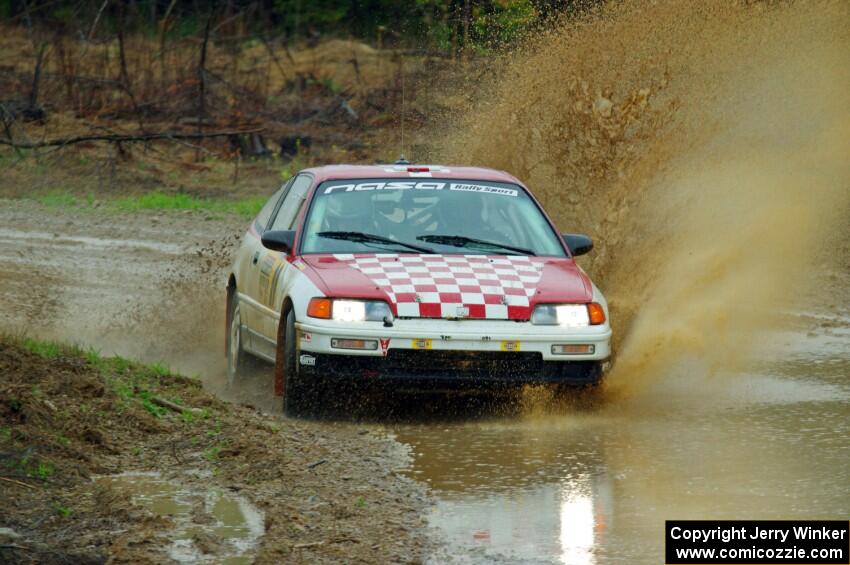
[282,309,308,416]
[227,296,250,386]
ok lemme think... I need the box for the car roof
[301,164,523,185]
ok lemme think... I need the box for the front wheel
[282,309,309,416]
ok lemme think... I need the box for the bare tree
[196,13,213,161]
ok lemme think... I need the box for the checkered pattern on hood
[332,253,545,319]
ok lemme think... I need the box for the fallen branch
[0,128,263,150]
[0,477,37,489]
[0,544,31,551]
[293,541,325,549]
[150,396,202,415]
[306,459,327,470]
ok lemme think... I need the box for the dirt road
[0,200,436,563]
[2,196,849,564]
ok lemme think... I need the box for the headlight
[531,303,605,326]
[332,300,366,322]
[307,298,393,322]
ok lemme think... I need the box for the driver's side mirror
[261,230,296,254]
[562,233,593,256]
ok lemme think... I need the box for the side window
[254,182,289,232]
[270,174,312,231]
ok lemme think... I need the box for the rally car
[226,162,611,414]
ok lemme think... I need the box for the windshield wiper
[317,231,435,254]
[416,234,536,256]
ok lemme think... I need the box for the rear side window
[270,174,312,231]
[254,184,287,232]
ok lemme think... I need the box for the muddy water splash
[436,0,850,395]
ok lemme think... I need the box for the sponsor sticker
[299,354,316,366]
[321,180,518,197]
[412,338,432,350]
[450,183,518,197]
[379,338,391,357]
[500,340,521,352]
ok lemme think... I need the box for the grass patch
[33,461,54,479]
[7,334,204,422]
[28,189,265,219]
[148,362,171,378]
[113,191,265,217]
[35,191,82,208]
[204,444,222,462]
[22,337,63,359]
[136,391,167,418]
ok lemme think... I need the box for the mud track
[0,200,432,564]
[2,191,849,564]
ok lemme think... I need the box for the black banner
[666,520,849,564]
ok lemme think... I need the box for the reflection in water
[429,480,606,563]
[559,489,596,565]
[395,334,849,564]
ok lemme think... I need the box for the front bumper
[295,317,610,386]
[300,350,602,387]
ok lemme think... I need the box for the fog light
[331,338,378,351]
[552,344,595,355]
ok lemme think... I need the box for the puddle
[395,328,850,564]
[95,471,264,564]
[0,228,185,254]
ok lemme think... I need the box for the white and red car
[226,163,611,414]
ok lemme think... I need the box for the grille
[383,349,543,378]
[309,349,600,383]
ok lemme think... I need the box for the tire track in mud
[0,200,242,383]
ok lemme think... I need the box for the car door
[252,173,314,349]
[237,180,291,342]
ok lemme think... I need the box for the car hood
[300,253,593,321]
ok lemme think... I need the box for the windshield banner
[322,181,518,197]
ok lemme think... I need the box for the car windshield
[300,178,566,257]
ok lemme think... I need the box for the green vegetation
[148,362,171,378]
[34,461,54,479]
[140,394,168,418]
[204,444,222,462]
[2,1,552,53]
[35,192,80,208]
[6,334,208,425]
[207,420,224,437]
[1,449,55,481]
[22,337,63,359]
[31,190,265,219]
[113,191,265,217]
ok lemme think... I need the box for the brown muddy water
[0,202,848,563]
[2,3,850,562]
[395,338,850,563]
[95,471,265,564]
